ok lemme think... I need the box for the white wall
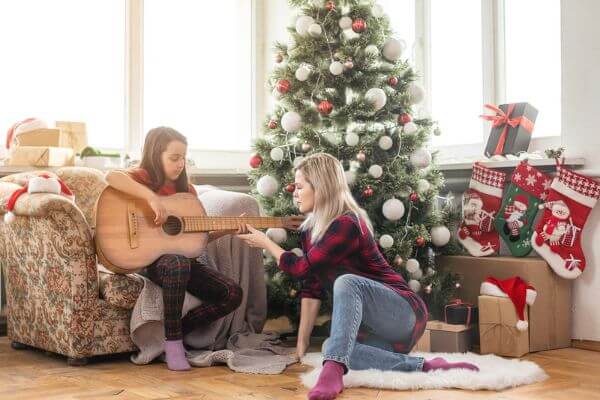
[258,0,600,340]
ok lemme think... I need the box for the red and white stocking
[532,165,600,279]
[458,163,507,256]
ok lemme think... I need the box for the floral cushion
[98,268,144,310]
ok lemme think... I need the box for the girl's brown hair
[139,126,190,193]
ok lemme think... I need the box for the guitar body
[95,187,208,273]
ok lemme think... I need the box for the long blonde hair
[296,153,373,243]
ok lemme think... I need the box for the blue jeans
[322,274,424,372]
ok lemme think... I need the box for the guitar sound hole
[162,216,183,235]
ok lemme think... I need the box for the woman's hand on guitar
[148,195,168,225]
[237,225,270,249]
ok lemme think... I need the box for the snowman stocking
[532,165,600,279]
[458,163,507,256]
[495,160,552,257]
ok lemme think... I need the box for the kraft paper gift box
[413,329,431,352]
[426,320,473,353]
[479,295,529,358]
[15,128,72,148]
[55,121,88,153]
[7,146,75,167]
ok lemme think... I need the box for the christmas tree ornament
[344,132,359,146]
[416,236,426,247]
[365,88,387,111]
[276,79,291,94]
[352,18,367,33]
[425,284,433,294]
[394,255,403,267]
[343,59,354,71]
[402,121,418,135]
[249,154,263,169]
[417,179,431,193]
[285,183,296,193]
[410,148,432,169]
[388,76,399,87]
[295,65,311,81]
[339,16,352,29]
[495,160,551,257]
[272,88,283,100]
[406,258,420,273]
[270,147,284,161]
[410,192,419,202]
[431,225,451,246]
[289,289,298,298]
[308,23,322,37]
[407,82,425,104]
[363,185,374,197]
[302,142,312,152]
[345,170,356,186]
[325,1,335,11]
[318,100,334,115]
[281,111,302,133]
[323,131,341,145]
[382,198,405,221]
[399,113,412,124]
[408,279,421,293]
[379,234,394,248]
[292,247,304,257]
[293,156,305,168]
[368,164,383,178]
[410,268,423,279]
[457,163,507,257]
[434,127,442,136]
[532,165,600,279]
[382,38,405,62]
[365,45,379,56]
[257,175,279,197]
[329,61,344,75]
[266,228,287,244]
[268,119,278,129]
[275,53,283,63]
[356,151,366,162]
[378,135,393,150]
[296,15,315,36]
[372,3,384,18]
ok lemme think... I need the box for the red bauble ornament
[318,100,333,115]
[416,236,426,247]
[356,151,366,162]
[325,1,335,11]
[285,183,296,193]
[409,192,418,202]
[352,18,367,33]
[399,113,412,124]
[275,54,283,63]
[302,143,312,152]
[394,255,403,267]
[249,154,263,169]
[363,185,374,197]
[388,76,399,87]
[276,79,291,94]
[268,120,278,129]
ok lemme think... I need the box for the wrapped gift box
[7,146,75,167]
[426,320,473,353]
[15,128,71,148]
[55,121,88,153]
[483,103,538,156]
[439,255,571,352]
[444,300,479,326]
[479,295,529,357]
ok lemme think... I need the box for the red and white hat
[3,173,74,224]
[480,276,537,331]
[5,118,47,149]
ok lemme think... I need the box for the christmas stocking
[458,163,507,256]
[532,165,600,279]
[494,160,552,257]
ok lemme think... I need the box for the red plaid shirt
[279,213,428,354]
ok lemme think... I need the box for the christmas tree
[249,0,460,325]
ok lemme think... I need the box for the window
[0,0,126,149]
[378,0,416,63]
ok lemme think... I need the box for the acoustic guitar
[94,186,303,274]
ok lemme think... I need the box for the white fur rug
[300,352,548,391]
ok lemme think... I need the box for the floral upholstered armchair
[0,167,263,365]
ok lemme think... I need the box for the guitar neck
[182,216,285,232]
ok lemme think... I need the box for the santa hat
[513,194,529,210]
[480,276,537,331]
[5,118,47,149]
[3,173,74,224]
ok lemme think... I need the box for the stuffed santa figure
[503,194,529,241]
[3,173,74,224]
[480,276,537,331]
[5,118,47,149]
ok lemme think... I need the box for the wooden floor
[1,337,600,400]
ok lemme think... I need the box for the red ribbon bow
[480,104,535,155]
[444,299,475,326]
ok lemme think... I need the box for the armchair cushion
[98,267,144,310]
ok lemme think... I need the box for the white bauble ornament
[296,16,315,36]
[343,28,360,40]
[372,4,384,18]
[410,148,432,169]
[345,132,359,146]
[407,83,425,104]
[266,228,287,244]
[379,234,394,249]
[339,16,353,29]
[329,61,344,76]
[368,164,383,178]
[410,268,423,280]
[295,65,311,81]
[293,156,305,168]
[323,131,341,145]
[365,88,387,111]
[308,23,322,37]
[378,135,393,150]
[292,247,304,257]
[365,45,379,57]
[382,198,405,221]
[403,121,418,135]
[345,170,356,186]
[272,88,283,100]
[417,179,431,193]
[431,225,451,247]
[408,279,422,292]
[382,38,405,62]
[257,175,279,197]
[406,258,420,274]
[281,111,302,133]
[270,147,284,161]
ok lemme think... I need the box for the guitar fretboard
[182,216,284,232]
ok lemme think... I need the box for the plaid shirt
[279,213,428,354]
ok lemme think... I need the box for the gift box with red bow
[444,299,479,326]
[481,103,538,157]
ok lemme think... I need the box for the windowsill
[437,157,585,172]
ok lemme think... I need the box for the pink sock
[164,339,191,371]
[307,360,345,400]
[423,357,479,372]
